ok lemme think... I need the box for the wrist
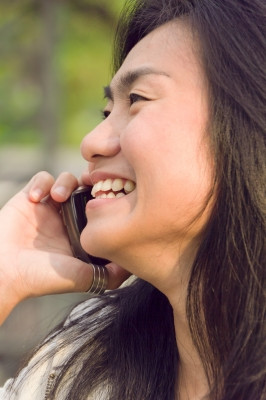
[0,285,20,325]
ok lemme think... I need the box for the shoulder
[65,296,107,324]
[0,297,111,399]
[0,341,57,399]
[63,294,116,331]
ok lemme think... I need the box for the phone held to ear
[61,187,107,266]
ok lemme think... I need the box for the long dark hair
[14,1,266,399]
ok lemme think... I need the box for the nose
[81,118,121,162]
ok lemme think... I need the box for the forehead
[111,20,201,88]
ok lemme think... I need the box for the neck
[166,241,210,400]
[173,310,209,400]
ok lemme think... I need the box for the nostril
[91,154,102,158]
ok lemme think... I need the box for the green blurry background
[0,0,125,386]
[0,0,123,166]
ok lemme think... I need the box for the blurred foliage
[0,0,124,146]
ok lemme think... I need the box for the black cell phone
[61,186,107,265]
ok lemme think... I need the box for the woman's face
[80,21,214,288]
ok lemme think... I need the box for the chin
[80,227,112,260]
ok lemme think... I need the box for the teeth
[116,192,125,198]
[102,179,112,191]
[96,192,126,199]
[91,178,136,198]
[91,181,101,197]
[111,178,123,192]
[124,180,135,193]
[106,192,115,198]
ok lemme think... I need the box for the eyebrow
[103,67,170,101]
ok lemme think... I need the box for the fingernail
[53,186,67,198]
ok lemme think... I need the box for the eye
[101,109,111,120]
[129,93,148,105]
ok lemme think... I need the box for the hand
[0,171,130,324]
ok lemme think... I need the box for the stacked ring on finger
[86,264,109,295]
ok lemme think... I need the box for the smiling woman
[79,20,213,289]
[0,0,265,399]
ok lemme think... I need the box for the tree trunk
[39,0,59,173]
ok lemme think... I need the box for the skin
[81,21,213,284]
[80,21,213,398]
[0,20,213,399]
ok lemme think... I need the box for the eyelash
[101,93,148,120]
[129,92,147,105]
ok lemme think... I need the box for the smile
[91,178,136,199]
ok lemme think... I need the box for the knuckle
[57,172,78,185]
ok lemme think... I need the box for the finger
[50,172,79,202]
[23,171,55,203]
[80,170,93,187]
[35,258,131,295]
[18,256,129,298]
[17,252,95,298]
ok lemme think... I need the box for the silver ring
[86,264,109,295]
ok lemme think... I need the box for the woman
[0,0,265,399]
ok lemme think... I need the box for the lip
[82,170,136,187]
[86,196,119,210]
[85,187,135,212]
[83,171,136,210]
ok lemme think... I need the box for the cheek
[121,114,203,180]
[120,112,168,168]
[121,95,208,158]
[129,135,212,227]
[120,101,213,206]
